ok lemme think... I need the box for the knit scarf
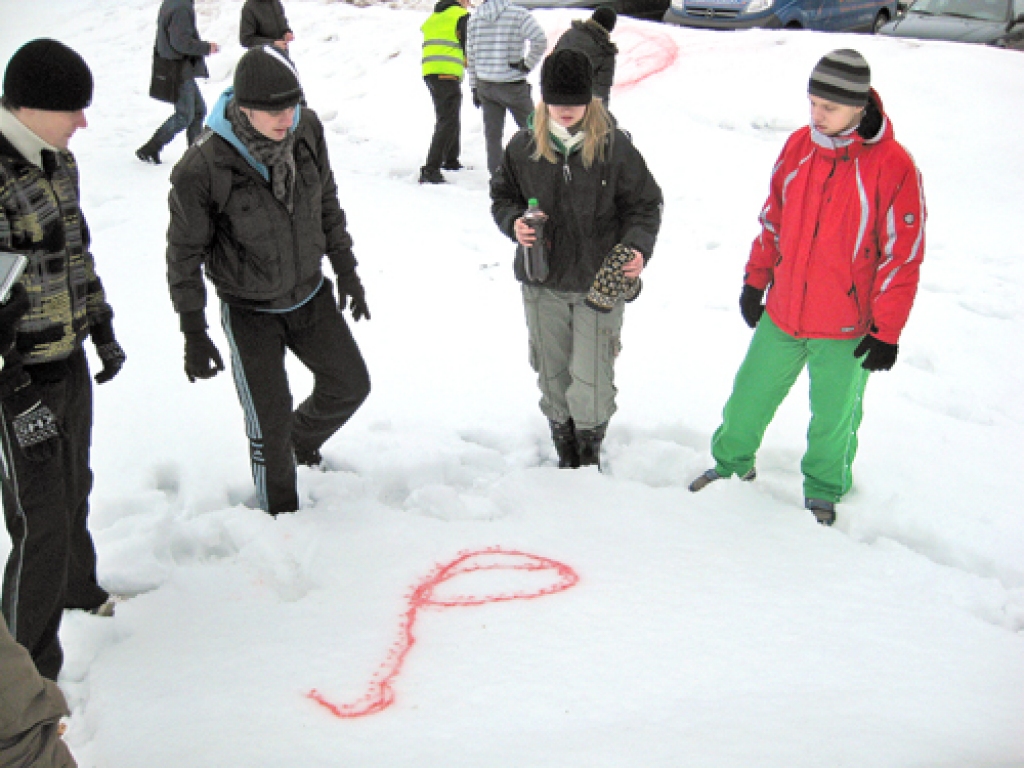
[227,98,297,213]
[548,120,585,156]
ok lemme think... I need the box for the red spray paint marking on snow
[612,24,680,92]
[306,547,579,719]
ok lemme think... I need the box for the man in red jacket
[689,49,926,526]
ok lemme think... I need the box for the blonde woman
[490,49,662,470]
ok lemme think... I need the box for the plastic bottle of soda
[522,198,549,282]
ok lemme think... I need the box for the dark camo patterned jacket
[0,132,112,368]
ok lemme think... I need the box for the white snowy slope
[1,1,1022,766]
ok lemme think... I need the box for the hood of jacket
[206,86,301,181]
[572,19,618,54]
[433,0,464,12]
[476,0,510,23]
[810,88,893,156]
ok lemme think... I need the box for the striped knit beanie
[808,49,870,108]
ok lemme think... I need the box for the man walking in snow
[0,39,127,680]
[166,46,371,516]
[419,0,470,184]
[688,50,926,527]
[466,0,547,176]
[552,6,618,106]
[136,0,221,164]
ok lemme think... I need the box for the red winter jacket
[745,91,925,345]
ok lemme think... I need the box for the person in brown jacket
[0,619,77,768]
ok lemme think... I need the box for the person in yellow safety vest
[419,0,470,184]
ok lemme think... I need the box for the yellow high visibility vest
[421,5,468,78]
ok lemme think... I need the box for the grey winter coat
[239,0,292,48]
[491,127,662,293]
[553,20,618,102]
[155,0,212,80]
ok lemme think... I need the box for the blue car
[663,0,899,32]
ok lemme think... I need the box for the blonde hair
[531,98,613,169]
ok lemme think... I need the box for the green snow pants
[522,285,624,430]
[711,314,870,502]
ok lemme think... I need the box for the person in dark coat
[0,618,77,767]
[490,49,662,470]
[166,47,371,516]
[1,40,126,681]
[136,0,220,164]
[240,0,294,51]
[552,7,618,105]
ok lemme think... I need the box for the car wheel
[872,10,890,33]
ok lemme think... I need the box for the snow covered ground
[2,0,1023,765]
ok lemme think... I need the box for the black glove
[0,283,30,359]
[8,390,60,462]
[472,88,481,109]
[853,334,898,371]
[90,320,126,384]
[93,341,126,384]
[739,285,765,329]
[510,59,529,74]
[183,330,225,383]
[337,271,371,322]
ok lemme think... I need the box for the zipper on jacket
[562,159,572,183]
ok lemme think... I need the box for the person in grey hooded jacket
[466,0,547,175]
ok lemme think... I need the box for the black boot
[576,423,607,470]
[549,419,580,469]
[135,138,162,165]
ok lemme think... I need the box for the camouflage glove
[585,244,642,314]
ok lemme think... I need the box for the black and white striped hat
[808,49,870,108]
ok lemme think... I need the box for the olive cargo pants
[522,285,624,431]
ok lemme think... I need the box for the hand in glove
[739,285,765,329]
[337,271,371,322]
[6,386,60,462]
[472,88,481,109]
[853,334,898,371]
[90,320,126,384]
[184,330,225,383]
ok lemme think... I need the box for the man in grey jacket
[466,0,547,175]
[136,0,220,164]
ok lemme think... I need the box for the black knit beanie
[234,46,303,111]
[808,49,870,108]
[541,49,593,107]
[592,6,617,33]
[2,39,93,111]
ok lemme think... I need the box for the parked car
[879,0,1024,49]
[662,0,898,32]
[510,0,671,22]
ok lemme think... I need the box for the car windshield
[908,0,1008,21]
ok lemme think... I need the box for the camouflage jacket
[0,131,113,368]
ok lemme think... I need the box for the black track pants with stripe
[221,280,370,515]
[1,348,108,680]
